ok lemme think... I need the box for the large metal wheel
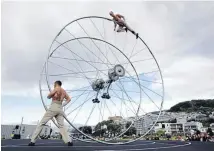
[39,16,164,144]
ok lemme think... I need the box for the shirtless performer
[109,11,139,39]
[28,81,73,146]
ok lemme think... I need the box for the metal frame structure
[39,16,165,145]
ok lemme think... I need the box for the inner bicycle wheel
[47,37,141,138]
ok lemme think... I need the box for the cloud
[1,100,45,124]
[163,56,214,101]
[1,1,214,125]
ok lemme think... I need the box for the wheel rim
[39,16,165,144]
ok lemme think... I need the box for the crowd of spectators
[185,134,214,142]
[145,133,214,142]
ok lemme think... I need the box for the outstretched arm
[114,21,117,31]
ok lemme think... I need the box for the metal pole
[183,124,185,137]
[19,117,24,136]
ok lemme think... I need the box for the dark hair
[55,80,62,86]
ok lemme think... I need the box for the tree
[156,130,165,137]
[107,123,122,136]
[195,129,201,135]
[202,118,214,127]
[126,121,132,129]
[79,126,92,134]
[168,99,214,112]
[92,129,106,137]
[124,127,136,136]
[168,101,192,112]
[95,120,114,132]
[94,120,116,137]
[207,128,214,136]
[95,122,102,132]
[124,122,136,136]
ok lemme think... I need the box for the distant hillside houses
[209,112,214,119]
[210,123,214,132]
[69,110,214,137]
[132,110,214,135]
[98,110,214,135]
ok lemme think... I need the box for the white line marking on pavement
[2,141,155,148]
[96,142,191,151]
[2,142,61,147]
[2,140,191,151]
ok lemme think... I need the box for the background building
[184,121,203,133]
[108,116,123,123]
[153,123,171,133]
[1,124,51,139]
[210,123,214,132]
[134,111,174,135]
[170,123,183,134]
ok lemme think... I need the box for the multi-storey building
[153,123,184,134]
[184,121,203,132]
[153,123,171,133]
[170,123,183,134]
[108,116,123,121]
[210,123,214,132]
[209,112,214,119]
[133,111,174,135]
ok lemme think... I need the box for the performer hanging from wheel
[28,80,73,146]
[109,11,139,39]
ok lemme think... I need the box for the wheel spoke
[125,40,138,69]
[76,20,111,69]
[65,86,92,111]
[54,39,110,78]
[64,27,102,81]
[109,97,125,119]
[66,94,95,116]
[90,18,124,66]
[48,60,92,84]
[129,47,147,59]
[103,19,109,71]
[51,56,115,68]
[83,103,96,128]
[104,99,113,116]
[110,89,136,116]
[123,69,162,110]
[115,81,138,116]
[70,92,92,123]
[109,88,140,93]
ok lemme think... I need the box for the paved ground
[1,139,214,151]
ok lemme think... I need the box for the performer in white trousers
[28,80,73,146]
[109,11,139,39]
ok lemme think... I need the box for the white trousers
[115,20,134,34]
[31,102,71,143]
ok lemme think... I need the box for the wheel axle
[91,64,125,103]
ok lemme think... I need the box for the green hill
[168,99,214,114]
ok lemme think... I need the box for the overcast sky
[1,1,214,126]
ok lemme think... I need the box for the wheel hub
[91,64,125,103]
